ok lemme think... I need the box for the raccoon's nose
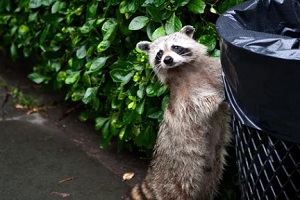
[163,56,173,65]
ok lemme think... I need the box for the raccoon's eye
[156,50,163,60]
[172,45,189,55]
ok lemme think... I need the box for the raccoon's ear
[180,25,195,38]
[136,41,151,52]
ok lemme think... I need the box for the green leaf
[82,72,91,87]
[101,121,110,138]
[218,0,244,14]
[110,122,119,136]
[146,85,155,97]
[100,133,111,148]
[29,0,41,8]
[119,0,140,14]
[136,100,145,115]
[97,40,111,53]
[43,13,64,23]
[76,45,86,59]
[128,16,149,30]
[69,58,85,70]
[161,95,169,110]
[152,26,166,41]
[146,82,167,97]
[95,117,109,130]
[135,125,156,150]
[110,69,134,85]
[79,110,92,122]
[86,46,95,57]
[146,22,156,41]
[55,71,65,89]
[177,0,190,7]
[39,24,50,44]
[102,19,118,41]
[41,0,55,6]
[142,0,165,7]
[165,13,182,35]
[111,97,121,109]
[137,87,145,99]
[51,1,60,13]
[212,49,220,58]
[28,72,47,84]
[65,71,81,84]
[111,0,122,5]
[123,110,138,123]
[82,87,98,104]
[87,2,98,19]
[53,33,64,42]
[142,0,153,6]
[50,61,61,72]
[146,5,163,23]
[71,35,80,46]
[89,57,108,72]
[96,18,105,25]
[23,47,32,57]
[80,19,96,34]
[71,91,83,102]
[18,25,29,35]
[119,126,127,140]
[92,97,100,110]
[10,43,17,60]
[199,34,216,52]
[147,108,163,119]
[28,12,39,22]
[210,6,217,14]
[156,85,168,96]
[111,61,134,71]
[128,101,136,109]
[187,0,206,14]
[154,0,165,7]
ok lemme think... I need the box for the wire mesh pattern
[232,116,300,200]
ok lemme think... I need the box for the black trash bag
[216,0,300,144]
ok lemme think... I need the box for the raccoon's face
[152,42,193,69]
[137,26,207,83]
[137,26,195,69]
[137,25,198,69]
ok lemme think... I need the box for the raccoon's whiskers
[155,64,163,73]
[181,52,192,57]
[149,69,156,80]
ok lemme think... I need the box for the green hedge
[0,0,243,154]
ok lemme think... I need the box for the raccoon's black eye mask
[156,50,163,60]
[172,45,189,55]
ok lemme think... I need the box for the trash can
[216,0,300,199]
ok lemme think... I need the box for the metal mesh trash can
[233,116,300,199]
[216,0,300,199]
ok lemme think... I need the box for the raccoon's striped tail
[124,182,156,200]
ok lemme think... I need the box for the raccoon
[125,25,231,200]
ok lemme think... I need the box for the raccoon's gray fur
[125,25,231,200]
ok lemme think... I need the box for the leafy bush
[0,0,243,154]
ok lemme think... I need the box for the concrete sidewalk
[0,55,147,200]
[0,119,128,200]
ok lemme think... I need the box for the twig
[58,176,76,184]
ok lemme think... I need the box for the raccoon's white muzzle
[161,52,185,68]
